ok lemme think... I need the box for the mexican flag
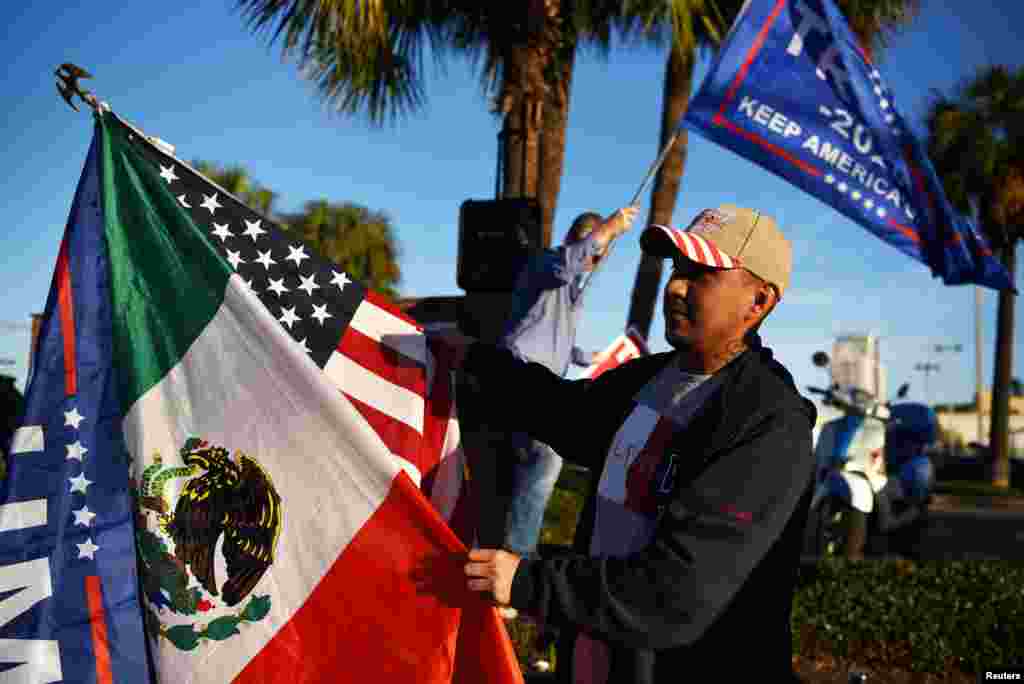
[91,109,519,682]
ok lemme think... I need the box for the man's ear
[751,284,776,316]
[751,290,766,313]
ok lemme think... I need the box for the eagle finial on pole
[55,63,101,113]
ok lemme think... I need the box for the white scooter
[806,352,908,559]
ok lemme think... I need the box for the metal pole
[927,343,934,407]
[915,362,939,407]
[495,126,505,200]
[629,130,680,207]
[975,285,985,443]
[925,367,930,406]
[580,130,681,295]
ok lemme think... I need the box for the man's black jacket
[462,340,817,683]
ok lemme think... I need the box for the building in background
[831,333,886,400]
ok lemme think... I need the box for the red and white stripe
[649,224,736,268]
[580,326,651,381]
[128,276,512,683]
[322,291,468,533]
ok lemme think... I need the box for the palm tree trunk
[500,42,528,199]
[501,108,524,199]
[537,45,575,247]
[500,44,543,202]
[988,240,1017,488]
[625,45,694,340]
[524,104,540,199]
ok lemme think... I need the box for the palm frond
[925,63,1024,247]
[835,0,920,61]
[236,0,455,125]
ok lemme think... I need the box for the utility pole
[975,286,986,444]
[914,362,940,406]
[927,343,963,408]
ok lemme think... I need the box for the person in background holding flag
[494,206,637,616]
[444,205,816,683]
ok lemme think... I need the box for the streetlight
[923,343,964,408]
[934,344,963,354]
[914,362,940,405]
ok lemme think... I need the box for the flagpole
[580,130,682,295]
[629,130,682,207]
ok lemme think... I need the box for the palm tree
[197,161,403,298]
[193,161,278,216]
[536,8,582,246]
[235,1,582,246]
[926,65,1024,488]
[624,0,922,340]
[454,2,566,207]
[616,0,742,339]
[282,200,403,299]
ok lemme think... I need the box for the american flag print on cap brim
[644,224,739,269]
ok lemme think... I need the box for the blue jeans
[504,435,563,556]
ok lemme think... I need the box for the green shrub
[509,470,588,671]
[513,558,1024,675]
[538,488,584,547]
[506,617,557,673]
[793,559,1024,673]
[538,466,589,547]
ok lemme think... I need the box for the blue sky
[3,0,1023,413]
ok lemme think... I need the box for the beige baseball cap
[640,204,792,297]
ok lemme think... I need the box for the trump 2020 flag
[1,131,151,683]
[1,108,522,683]
[683,0,1013,291]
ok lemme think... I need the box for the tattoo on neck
[708,339,748,371]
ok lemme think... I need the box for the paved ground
[928,492,1024,512]
[900,494,1024,561]
[801,493,1024,561]
[790,656,978,683]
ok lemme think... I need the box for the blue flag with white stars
[683,0,1013,291]
[1,133,152,682]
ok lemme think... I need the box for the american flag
[121,117,469,532]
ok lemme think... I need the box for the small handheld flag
[580,327,650,380]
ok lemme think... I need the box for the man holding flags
[7,0,1012,680]
[444,205,816,683]
[454,0,1014,676]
